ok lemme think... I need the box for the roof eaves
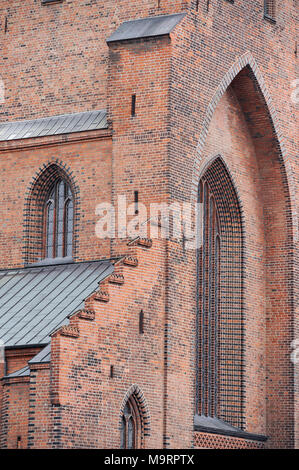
[107,12,186,44]
[0,110,108,142]
[4,365,30,379]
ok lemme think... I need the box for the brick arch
[196,154,245,221]
[23,159,80,265]
[191,51,297,243]
[119,384,151,448]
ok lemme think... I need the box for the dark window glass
[120,416,126,449]
[120,397,141,449]
[64,199,74,257]
[127,417,134,449]
[44,179,73,259]
[198,178,221,417]
[46,200,54,259]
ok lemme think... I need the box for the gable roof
[107,13,186,43]
[0,109,107,142]
[0,260,113,348]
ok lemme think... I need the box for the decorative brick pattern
[194,432,265,449]
[108,273,125,285]
[59,326,80,338]
[94,291,110,303]
[77,310,96,321]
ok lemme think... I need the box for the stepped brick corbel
[108,273,125,285]
[94,290,110,302]
[59,325,80,339]
[25,234,158,434]
[68,309,96,321]
[123,256,138,267]
[77,309,96,321]
[136,237,153,248]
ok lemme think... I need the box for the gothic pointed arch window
[197,157,244,429]
[44,179,74,260]
[120,395,142,449]
[24,163,78,265]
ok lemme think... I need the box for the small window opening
[139,310,144,334]
[131,94,136,117]
[134,191,139,215]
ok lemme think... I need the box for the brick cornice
[29,363,50,371]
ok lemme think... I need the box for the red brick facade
[0,0,297,449]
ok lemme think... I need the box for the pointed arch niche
[194,58,294,448]
[23,162,80,265]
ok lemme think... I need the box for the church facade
[0,0,298,449]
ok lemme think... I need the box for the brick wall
[0,0,297,450]
[0,132,112,268]
[27,365,52,449]
[1,377,29,449]
[164,2,297,448]
[5,348,41,375]
[22,238,166,448]
[0,0,188,122]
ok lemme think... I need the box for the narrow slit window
[139,309,144,334]
[131,94,136,117]
[134,191,139,215]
